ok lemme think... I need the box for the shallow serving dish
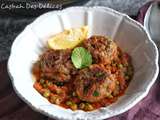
[8,7,159,120]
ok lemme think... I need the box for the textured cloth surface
[0,16,35,61]
[0,1,160,120]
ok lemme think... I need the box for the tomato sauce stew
[32,35,134,111]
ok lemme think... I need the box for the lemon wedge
[48,26,88,50]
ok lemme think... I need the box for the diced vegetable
[43,90,50,97]
[66,101,78,110]
[33,82,42,92]
[72,92,76,97]
[56,88,62,94]
[79,103,85,109]
[107,94,113,98]
[70,103,77,110]
[32,34,134,111]
[50,95,62,105]
[95,72,104,77]
[106,92,113,98]
[66,101,72,106]
[46,81,53,86]
[43,84,47,88]
[85,103,94,111]
[55,98,61,105]
[40,79,45,84]
[48,84,58,92]
[118,64,123,68]
[56,82,64,86]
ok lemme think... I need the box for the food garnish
[71,47,92,69]
[48,26,88,50]
[93,90,99,97]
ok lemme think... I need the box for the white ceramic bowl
[8,7,159,120]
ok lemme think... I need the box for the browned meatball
[74,64,116,102]
[39,49,76,82]
[83,36,118,64]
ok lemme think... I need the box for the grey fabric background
[85,0,150,15]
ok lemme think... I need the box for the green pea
[40,79,45,84]
[118,64,123,68]
[66,101,72,106]
[43,90,50,97]
[85,103,93,111]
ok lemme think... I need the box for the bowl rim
[7,6,159,120]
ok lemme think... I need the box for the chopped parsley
[93,90,99,97]
[56,82,64,86]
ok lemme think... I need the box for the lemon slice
[48,26,88,50]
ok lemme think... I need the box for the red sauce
[32,37,134,111]
[33,52,133,111]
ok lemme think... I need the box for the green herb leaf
[71,47,92,69]
[43,90,50,98]
[56,82,64,86]
[93,90,99,97]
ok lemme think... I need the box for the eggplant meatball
[83,36,118,64]
[74,64,116,102]
[39,49,76,82]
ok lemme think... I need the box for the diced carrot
[91,102,101,109]
[48,84,58,92]
[60,103,69,109]
[33,82,42,92]
[109,82,116,91]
